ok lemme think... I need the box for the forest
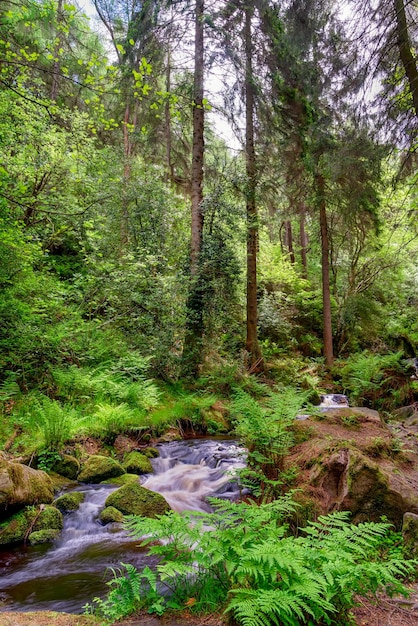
[0,0,418,624]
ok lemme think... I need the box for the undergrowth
[86,499,415,625]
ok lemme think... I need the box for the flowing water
[0,438,245,614]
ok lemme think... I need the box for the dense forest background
[0,0,417,418]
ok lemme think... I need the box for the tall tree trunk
[165,50,174,183]
[284,219,295,263]
[50,0,64,101]
[245,3,262,370]
[182,0,205,377]
[299,203,308,279]
[190,0,205,274]
[394,0,418,117]
[316,170,333,368]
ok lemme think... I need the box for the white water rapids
[0,438,246,613]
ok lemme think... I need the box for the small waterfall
[319,394,349,408]
[0,438,245,614]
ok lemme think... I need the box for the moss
[78,455,125,483]
[122,451,153,475]
[0,504,62,545]
[142,447,159,459]
[101,473,138,486]
[34,505,63,531]
[53,492,85,513]
[0,459,54,514]
[105,483,170,518]
[28,529,60,545]
[50,455,80,480]
[99,506,125,524]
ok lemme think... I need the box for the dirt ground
[2,591,418,626]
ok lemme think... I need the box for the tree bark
[316,170,333,368]
[394,0,418,117]
[245,3,262,370]
[190,0,205,275]
[299,203,308,279]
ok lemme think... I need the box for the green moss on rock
[78,455,125,483]
[99,506,125,524]
[53,492,85,513]
[142,447,159,459]
[122,451,153,475]
[50,455,80,480]
[105,483,170,518]
[0,504,62,545]
[101,473,138,486]
[28,529,60,545]
[0,459,54,514]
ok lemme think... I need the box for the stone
[50,454,80,480]
[54,491,85,512]
[101,473,138,486]
[0,504,63,546]
[142,447,160,459]
[28,529,60,544]
[105,483,170,518]
[122,451,153,475]
[0,459,54,517]
[78,455,125,483]
[402,512,418,559]
[99,506,125,524]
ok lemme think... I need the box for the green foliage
[339,351,414,410]
[88,501,415,625]
[231,388,308,500]
[37,449,62,472]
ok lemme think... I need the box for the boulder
[78,455,125,483]
[28,529,60,545]
[101,473,138,486]
[50,454,80,480]
[99,506,125,524]
[122,451,153,475]
[54,491,85,512]
[0,504,63,546]
[105,483,170,518]
[0,459,54,517]
[142,447,160,459]
[287,408,418,529]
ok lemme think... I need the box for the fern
[91,501,416,625]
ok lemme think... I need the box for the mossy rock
[101,474,138,486]
[0,504,62,545]
[53,492,85,513]
[99,506,125,524]
[78,455,125,483]
[142,447,159,459]
[50,454,80,480]
[0,459,54,515]
[402,512,418,559]
[122,451,153,475]
[105,483,170,518]
[28,529,60,545]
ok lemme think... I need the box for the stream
[0,438,246,614]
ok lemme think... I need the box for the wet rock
[50,454,80,480]
[0,459,54,516]
[101,473,138,486]
[105,483,170,518]
[28,529,60,545]
[142,447,159,459]
[78,455,125,483]
[0,504,63,545]
[122,451,153,475]
[53,492,85,512]
[99,506,125,524]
